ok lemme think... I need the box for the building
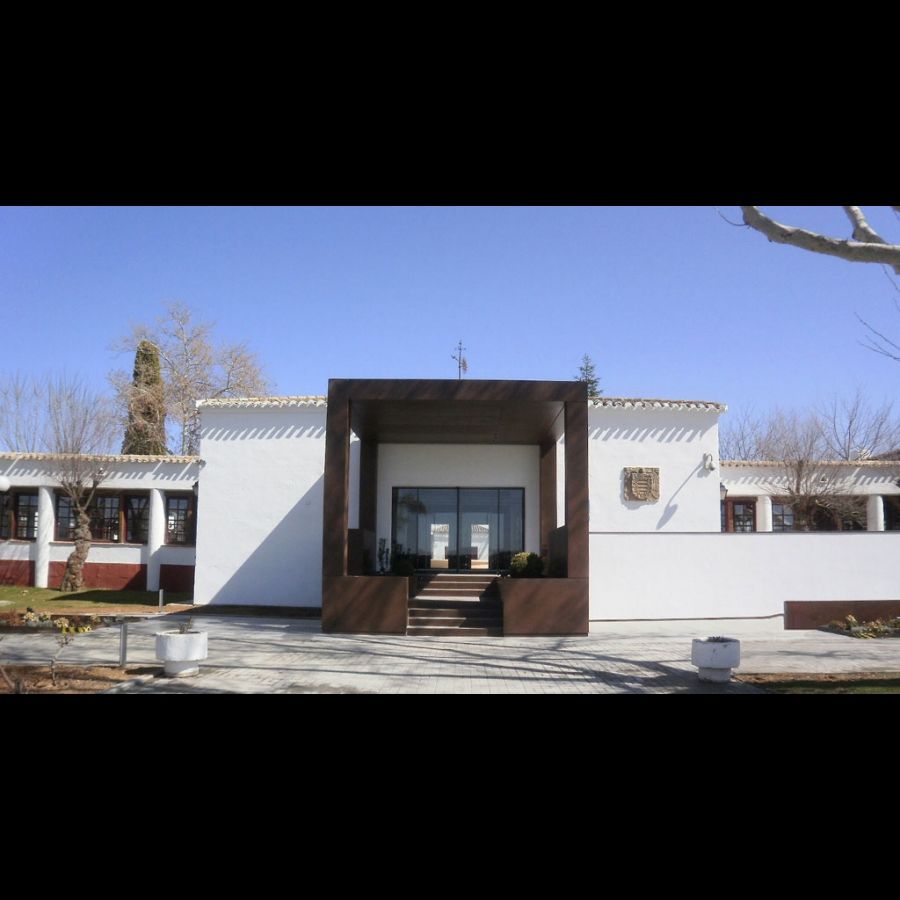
[3,378,900,630]
[0,453,199,591]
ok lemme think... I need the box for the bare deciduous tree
[0,373,118,590]
[112,302,271,455]
[0,372,44,453]
[819,389,900,461]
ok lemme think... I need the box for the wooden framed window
[56,492,150,544]
[56,495,77,540]
[772,501,795,532]
[90,496,120,542]
[722,498,756,532]
[886,497,900,531]
[165,493,195,545]
[124,495,150,544]
[0,491,38,540]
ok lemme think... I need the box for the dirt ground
[736,672,900,692]
[0,664,160,694]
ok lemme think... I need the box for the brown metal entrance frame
[321,379,589,635]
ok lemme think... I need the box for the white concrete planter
[691,637,740,683]
[155,631,208,678]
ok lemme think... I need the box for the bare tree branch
[715,207,747,227]
[842,206,888,244]
[856,313,900,361]
[740,206,900,273]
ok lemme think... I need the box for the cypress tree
[122,340,168,455]
[575,354,601,397]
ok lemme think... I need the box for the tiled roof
[196,396,327,409]
[590,397,727,412]
[722,459,900,468]
[197,394,727,413]
[0,452,199,464]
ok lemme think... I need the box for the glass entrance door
[391,487,524,573]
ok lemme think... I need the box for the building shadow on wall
[205,474,325,607]
[589,422,711,443]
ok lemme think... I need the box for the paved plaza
[3,613,898,693]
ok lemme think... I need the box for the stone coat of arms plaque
[624,467,660,502]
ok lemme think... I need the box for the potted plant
[691,636,741,682]
[155,617,208,678]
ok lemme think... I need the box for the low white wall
[48,543,145,564]
[158,545,197,566]
[0,542,33,562]
[588,407,722,532]
[194,406,328,607]
[376,444,541,554]
[590,531,900,620]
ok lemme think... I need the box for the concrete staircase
[407,574,503,636]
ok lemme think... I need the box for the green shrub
[392,559,415,577]
[509,552,543,578]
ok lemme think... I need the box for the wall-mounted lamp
[720,483,728,501]
[703,452,717,471]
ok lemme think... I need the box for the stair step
[409,616,502,628]
[409,609,501,620]
[407,626,504,637]
[417,583,496,591]
[409,610,502,620]
[409,598,501,610]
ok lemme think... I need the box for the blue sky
[1,206,897,420]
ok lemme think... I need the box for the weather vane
[452,340,468,380]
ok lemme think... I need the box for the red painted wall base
[48,562,147,591]
[0,559,35,587]
[160,564,195,594]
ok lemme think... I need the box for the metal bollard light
[119,621,128,667]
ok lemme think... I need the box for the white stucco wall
[193,406,329,606]
[376,444,541,555]
[587,406,722,532]
[590,531,900,619]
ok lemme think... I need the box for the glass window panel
[57,495,77,540]
[0,494,10,540]
[15,494,38,540]
[497,489,525,569]
[418,489,457,570]
[125,495,149,544]
[91,495,119,541]
[166,495,193,545]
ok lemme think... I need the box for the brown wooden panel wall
[499,578,589,635]
[564,400,589,579]
[540,439,557,559]
[323,391,350,578]
[322,575,409,634]
[785,600,900,630]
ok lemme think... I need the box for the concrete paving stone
[2,614,897,693]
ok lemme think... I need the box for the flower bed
[823,614,900,639]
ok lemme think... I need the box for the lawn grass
[737,673,900,694]
[0,585,193,614]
